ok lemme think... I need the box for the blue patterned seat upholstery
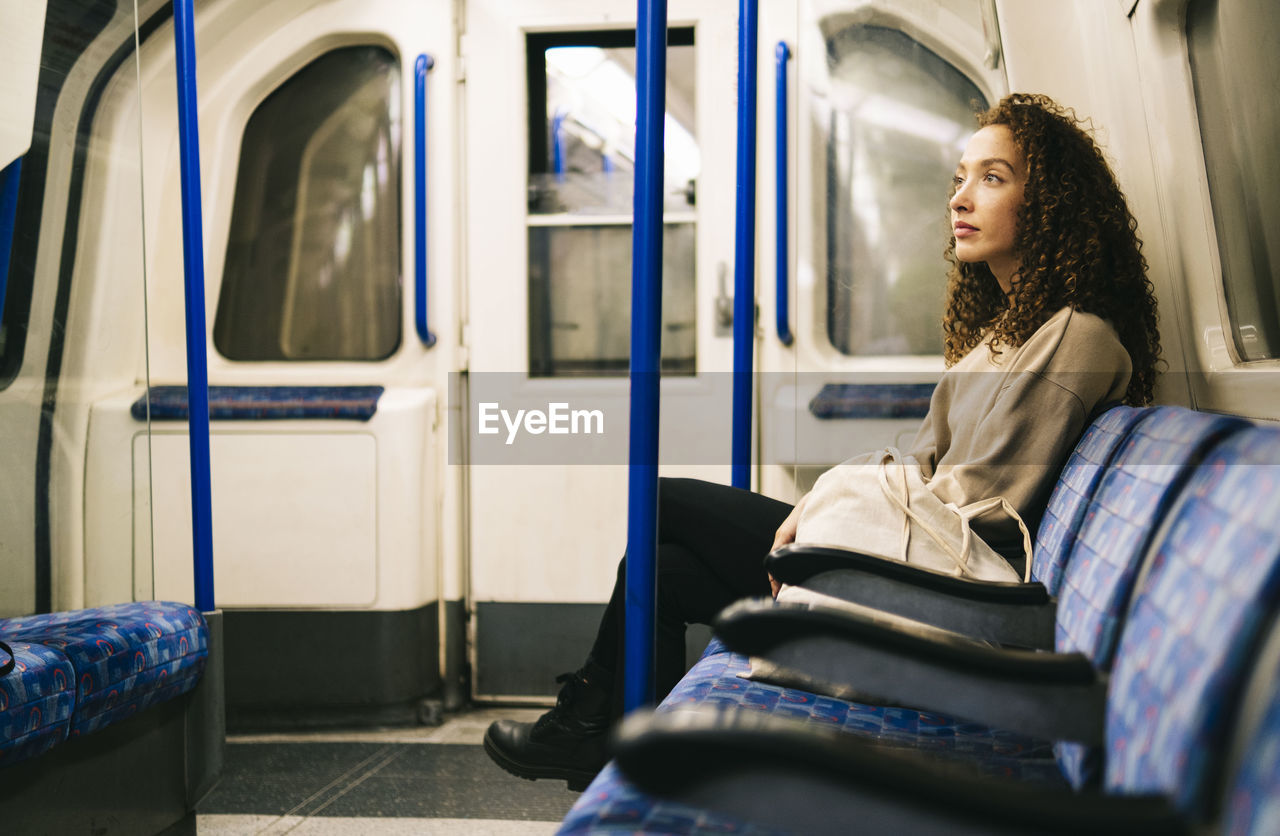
[1222,662,1280,835]
[1105,427,1280,817]
[1032,405,1150,595]
[1052,407,1247,787]
[559,409,1270,834]
[0,641,75,769]
[0,601,207,764]
[132,385,384,421]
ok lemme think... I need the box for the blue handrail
[0,157,21,326]
[774,42,793,347]
[624,0,668,714]
[173,0,216,613]
[415,54,437,348]
[731,0,758,490]
[552,110,568,181]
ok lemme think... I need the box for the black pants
[586,477,794,715]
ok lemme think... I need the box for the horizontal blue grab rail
[415,54,437,348]
[0,157,22,326]
[774,42,792,347]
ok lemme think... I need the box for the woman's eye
[983,173,1002,183]
[952,175,964,187]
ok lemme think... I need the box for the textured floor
[197,708,578,834]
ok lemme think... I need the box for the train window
[1187,0,1280,362]
[214,46,401,362]
[821,25,986,357]
[526,30,697,377]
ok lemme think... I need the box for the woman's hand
[770,491,810,552]
[768,492,810,598]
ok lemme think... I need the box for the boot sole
[482,727,600,792]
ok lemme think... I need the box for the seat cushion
[0,641,75,769]
[560,640,1064,834]
[0,602,208,737]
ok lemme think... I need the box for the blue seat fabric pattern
[1105,427,1280,816]
[1055,408,1247,668]
[1222,669,1280,836]
[807,383,935,420]
[0,641,75,768]
[131,385,384,422]
[1051,409,1248,788]
[0,601,207,764]
[1033,405,1151,595]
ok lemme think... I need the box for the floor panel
[197,710,580,832]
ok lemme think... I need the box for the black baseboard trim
[442,599,468,711]
[474,601,712,699]
[223,604,441,731]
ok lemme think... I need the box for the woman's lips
[954,222,977,238]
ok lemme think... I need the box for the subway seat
[560,406,1280,834]
[0,601,208,768]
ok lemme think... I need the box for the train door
[758,0,1007,500]
[462,0,740,699]
[0,0,153,619]
[66,0,460,725]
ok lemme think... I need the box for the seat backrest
[1032,405,1151,594]
[1051,407,1248,789]
[1054,406,1249,668]
[1105,426,1280,818]
[1217,610,1280,836]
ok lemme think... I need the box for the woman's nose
[949,183,970,212]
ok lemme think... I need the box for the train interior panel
[0,0,1276,832]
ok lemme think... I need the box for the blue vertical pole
[0,158,21,325]
[731,0,758,490]
[625,0,667,713]
[173,0,215,613]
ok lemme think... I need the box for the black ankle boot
[483,666,612,791]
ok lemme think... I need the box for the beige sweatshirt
[843,306,1132,560]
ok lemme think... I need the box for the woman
[484,93,1162,790]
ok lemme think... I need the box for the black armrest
[768,545,1056,648]
[714,598,1106,744]
[614,706,1187,836]
[769,544,1048,603]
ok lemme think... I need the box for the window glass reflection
[527,33,697,377]
[1188,0,1280,362]
[820,25,985,356]
[215,46,401,362]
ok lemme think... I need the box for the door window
[820,24,987,357]
[214,46,402,362]
[526,30,698,377]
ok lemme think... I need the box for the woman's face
[950,124,1028,295]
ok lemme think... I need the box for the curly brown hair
[941,93,1161,405]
